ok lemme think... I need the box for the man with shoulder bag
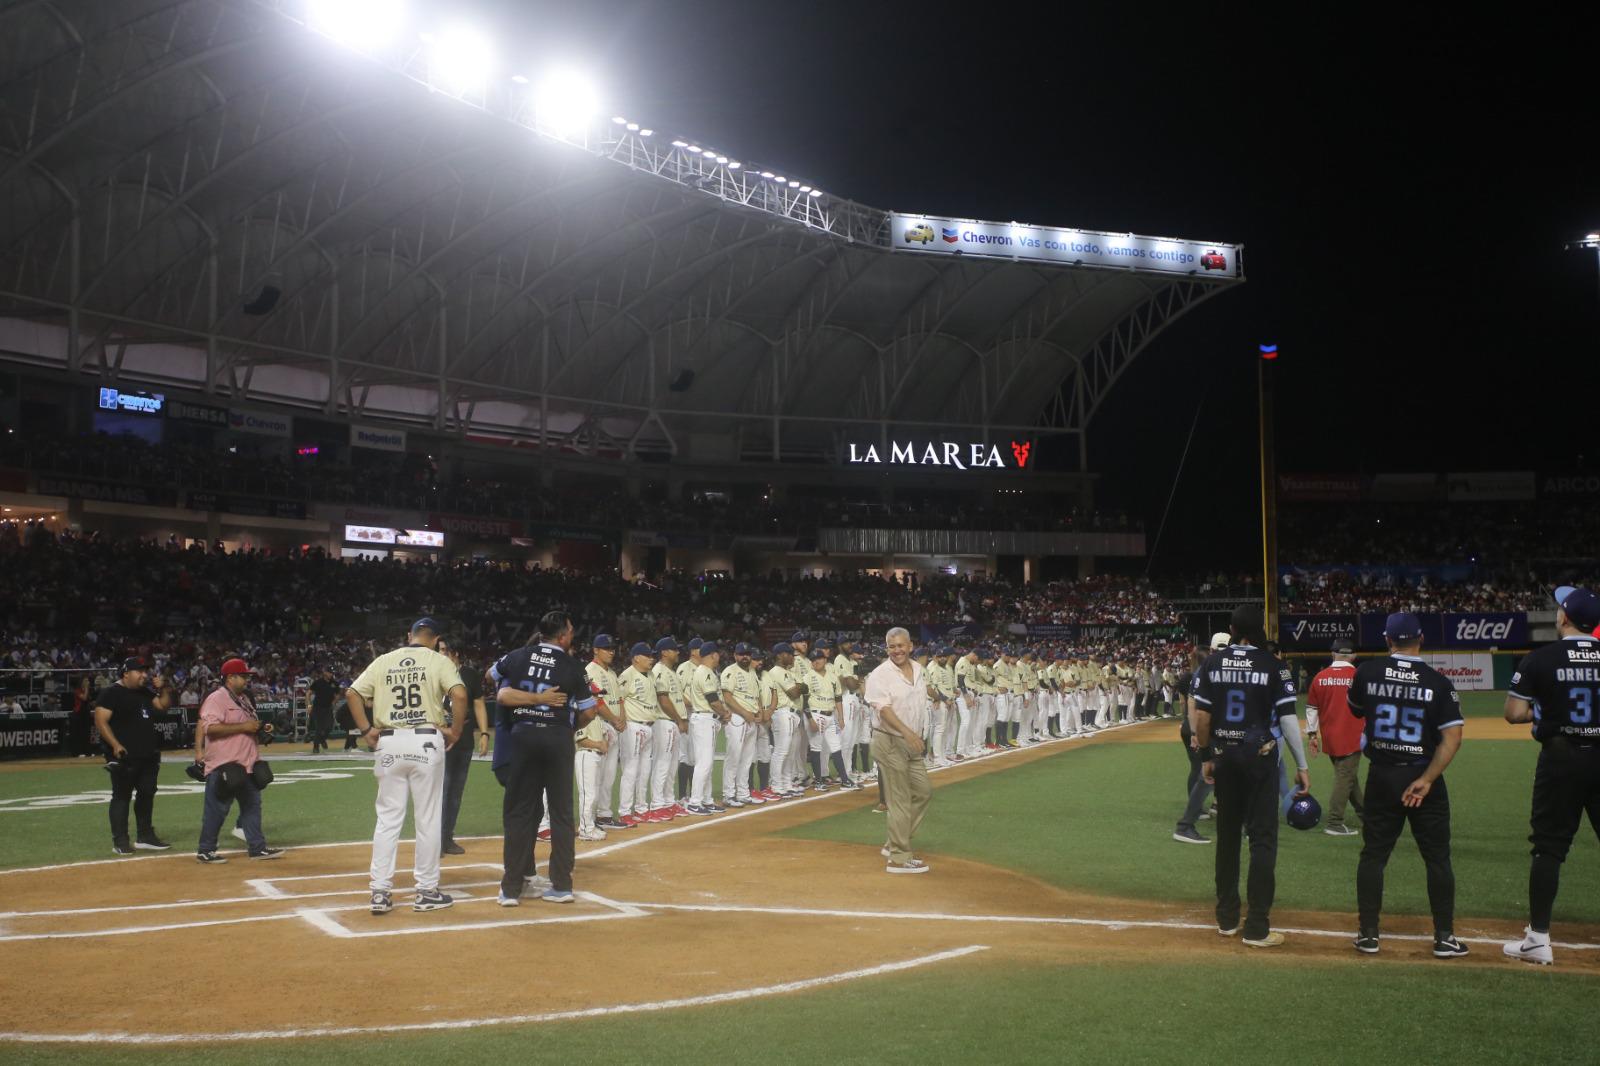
[192,658,285,864]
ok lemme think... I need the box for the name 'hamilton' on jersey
[1193,644,1296,747]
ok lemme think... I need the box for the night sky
[469,2,1596,570]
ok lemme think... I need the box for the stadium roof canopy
[0,0,1243,467]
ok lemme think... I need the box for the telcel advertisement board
[891,213,1241,278]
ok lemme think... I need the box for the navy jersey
[1194,644,1295,748]
[1346,654,1463,766]
[1509,635,1600,743]
[489,642,595,731]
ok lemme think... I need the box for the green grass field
[5,690,1598,1064]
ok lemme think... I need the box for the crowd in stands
[1279,501,1597,567]
[1277,570,1576,615]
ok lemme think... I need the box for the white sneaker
[524,873,551,890]
[886,858,929,874]
[1503,928,1553,965]
[578,828,607,842]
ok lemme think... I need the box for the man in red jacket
[1306,638,1365,837]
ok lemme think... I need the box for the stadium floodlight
[715,155,727,164]
[532,68,600,136]
[773,175,785,183]
[639,128,652,136]
[671,140,687,147]
[702,149,717,158]
[308,0,407,49]
[727,161,741,169]
[760,171,774,179]
[686,144,702,153]
[808,188,821,197]
[1589,232,1600,241]
[798,184,811,192]
[626,122,639,131]
[611,116,627,125]
[787,180,799,188]
[426,25,492,97]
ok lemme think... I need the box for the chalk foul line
[0,944,990,1044]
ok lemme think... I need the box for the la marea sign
[846,440,1032,471]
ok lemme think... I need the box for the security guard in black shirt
[491,611,598,906]
[1194,605,1308,948]
[1503,585,1600,965]
[1346,611,1467,958]
[92,657,175,855]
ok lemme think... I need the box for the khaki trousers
[1327,751,1365,829]
[872,730,931,863]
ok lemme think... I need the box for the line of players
[541,631,1186,839]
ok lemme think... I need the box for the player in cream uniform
[954,648,979,758]
[685,642,727,814]
[764,643,805,797]
[1161,662,1178,717]
[346,618,467,915]
[991,650,1017,747]
[676,638,706,799]
[1115,659,1136,724]
[1089,657,1110,729]
[584,635,629,831]
[1061,657,1084,736]
[573,696,610,842]
[833,639,870,781]
[650,637,689,820]
[803,646,857,788]
[720,643,765,808]
[615,642,658,826]
[1016,651,1040,743]
[974,649,998,750]
[927,647,960,764]
[1037,653,1059,738]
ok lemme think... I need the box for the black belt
[378,727,438,736]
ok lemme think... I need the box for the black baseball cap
[1332,637,1355,655]
[1383,612,1423,641]
[121,656,149,675]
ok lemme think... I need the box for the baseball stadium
[0,3,1596,1064]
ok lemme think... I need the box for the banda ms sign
[846,440,1032,471]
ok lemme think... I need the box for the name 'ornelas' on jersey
[1194,644,1296,746]
[1510,635,1600,742]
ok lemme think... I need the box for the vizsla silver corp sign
[845,439,1032,471]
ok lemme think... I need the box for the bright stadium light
[625,122,639,131]
[533,68,600,136]
[427,25,492,97]
[639,128,652,136]
[611,115,627,125]
[671,140,687,147]
[308,0,407,49]
[715,155,727,164]
[686,144,702,153]
[760,171,774,178]
[701,149,717,158]
[727,161,741,169]
[808,188,821,197]
[787,180,799,188]
[798,184,811,192]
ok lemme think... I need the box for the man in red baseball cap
[193,658,284,863]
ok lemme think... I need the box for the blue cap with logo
[629,641,653,658]
[939,645,955,656]
[687,636,704,651]
[592,633,616,649]
[816,638,834,650]
[1555,586,1600,631]
[655,636,680,653]
[772,642,793,656]
[700,641,719,656]
[809,647,828,660]
[734,642,752,656]
[1383,612,1423,641]
[411,617,440,633]
[790,630,809,643]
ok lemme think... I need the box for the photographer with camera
[93,656,175,855]
[191,658,285,864]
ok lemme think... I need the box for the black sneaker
[134,834,171,851]
[1354,933,1380,955]
[112,840,134,856]
[196,851,227,864]
[413,889,454,912]
[598,817,629,830]
[249,847,286,860]
[441,840,466,855]
[1433,934,1469,959]
[370,890,393,915]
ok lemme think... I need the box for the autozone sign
[846,440,1032,470]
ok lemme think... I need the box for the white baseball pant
[575,747,602,833]
[688,712,718,806]
[617,721,654,816]
[369,729,445,894]
[596,722,620,819]
[769,708,798,792]
[650,719,681,812]
[955,695,977,755]
[722,716,757,803]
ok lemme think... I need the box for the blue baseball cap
[1383,612,1423,641]
[411,617,440,633]
[772,642,793,656]
[912,645,929,657]
[790,630,809,643]
[809,647,828,660]
[734,642,752,656]
[816,638,834,650]
[1555,586,1600,631]
[700,641,720,656]
[939,645,955,656]
[592,633,616,649]
[687,636,704,651]
[655,636,680,653]
[629,641,653,658]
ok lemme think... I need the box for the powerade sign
[892,212,1242,278]
[1277,614,1358,650]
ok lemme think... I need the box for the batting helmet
[1286,792,1323,831]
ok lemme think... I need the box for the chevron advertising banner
[891,212,1242,278]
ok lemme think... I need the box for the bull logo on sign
[1010,441,1031,468]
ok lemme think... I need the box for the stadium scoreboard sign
[845,439,1032,471]
[891,212,1242,278]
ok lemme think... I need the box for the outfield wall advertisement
[890,213,1242,278]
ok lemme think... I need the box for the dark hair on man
[1229,604,1268,647]
[538,611,573,640]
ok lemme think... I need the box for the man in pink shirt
[193,658,285,864]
